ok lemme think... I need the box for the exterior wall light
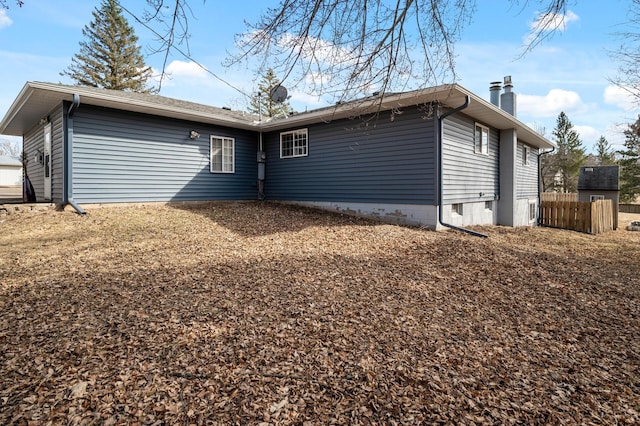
[189,130,200,139]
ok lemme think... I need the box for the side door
[44,123,52,200]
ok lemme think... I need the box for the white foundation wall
[438,201,497,229]
[278,201,439,228]
[277,199,537,230]
[514,198,538,227]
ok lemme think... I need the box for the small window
[529,202,537,222]
[590,195,605,202]
[523,146,530,165]
[210,136,234,173]
[474,124,489,155]
[452,203,463,216]
[280,128,308,158]
[485,201,493,211]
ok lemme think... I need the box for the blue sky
[0,0,638,152]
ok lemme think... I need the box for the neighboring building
[0,155,22,186]
[578,165,620,230]
[0,79,554,229]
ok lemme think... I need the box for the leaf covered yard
[1,202,639,424]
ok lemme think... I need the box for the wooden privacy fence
[540,195,614,234]
[619,204,640,214]
[541,192,578,202]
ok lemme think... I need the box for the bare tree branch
[107,0,589,104]
[610,0,640,106]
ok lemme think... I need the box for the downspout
[437,95,488,238]
[63,94,86,214]
[258,131,266,201]
[537,145,556,225]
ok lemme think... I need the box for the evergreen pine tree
[551,112,586,193]
[61,0,155,93]
[248,69,293,119]
[618,115,640,202]
[594,135,616,165]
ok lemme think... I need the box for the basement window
[452,203,463,216]
[280,128,308,158]
[485,201,493,211]
[210,136,235,173]
[529,202,537,222]
[474,123,490,155]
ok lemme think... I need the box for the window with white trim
[529,201,537,222]
[474,123,490,155]
[280,128,308,158]
[590,195,605,202]
[523,146,530,165]
[210,136,234,173]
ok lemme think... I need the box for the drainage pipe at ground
[437,95,488,239]
[63,93,86,215]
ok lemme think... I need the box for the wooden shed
[578,165,619,230]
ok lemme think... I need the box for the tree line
[541,111,640,202]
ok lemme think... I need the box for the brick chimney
[500,76,517,117]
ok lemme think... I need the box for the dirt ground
[1,202,639,424]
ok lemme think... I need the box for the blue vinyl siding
[264,107,437,204]
[71,105,257,203]
[51,107,64,203]
[517,142,539,199]
[22,125,44,200]
[442,113,499,203]
[22,106,64,203]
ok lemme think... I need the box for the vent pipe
[489,81,502,107]
[500,75,517,117]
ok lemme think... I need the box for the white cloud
[530,10,579,33]
[573,125,599,142]
[603,123,628,149]
[165,60,209,80]
[278,33,356,67]
[289,90,324,107]
[603,85,639,111]
[0,10,12,29]
[518,89,585,117]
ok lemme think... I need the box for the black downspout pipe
[537,145,556,225]
[63,94,86,215]
[437,95,488,238]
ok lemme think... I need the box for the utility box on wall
[578,165,620,230]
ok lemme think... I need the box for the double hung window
[210,136,234,173]
[475,124,489,155]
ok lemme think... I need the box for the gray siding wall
[22,125,43,200]
[264,107,437,204]
[71,105,257,203]
[22,105,64,203]
[516,142,539,199]
[51,107,64,203]
[442,113,499,204]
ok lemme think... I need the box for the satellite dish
[270,85,288,103]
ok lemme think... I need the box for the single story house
[0,154,22,186]
[0,79,554,230]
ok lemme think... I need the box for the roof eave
[0,82,257,135]
[260,84,555,150]
[1,82,555,150]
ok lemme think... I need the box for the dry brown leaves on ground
[0,201,639,425]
